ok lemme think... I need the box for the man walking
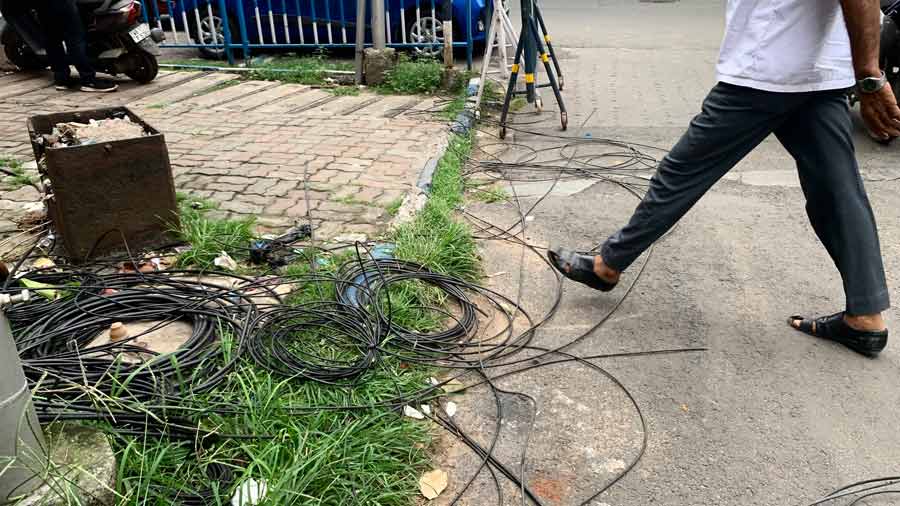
[34,0,118,92]
[549,0,900,356]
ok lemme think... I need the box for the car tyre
[190,7,240,60]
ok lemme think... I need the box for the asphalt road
[431,2,900,505]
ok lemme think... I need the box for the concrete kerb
[389,136,451,231]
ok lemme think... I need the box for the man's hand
[859,82,900,140]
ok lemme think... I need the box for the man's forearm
[840,0,883,78]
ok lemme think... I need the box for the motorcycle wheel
[124,51,159,84]
[1,29,46,71]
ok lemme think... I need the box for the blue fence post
[233,0,251,63]
[338,0,347,43]
[466,0,473,69]
[218,0,235,64]
[149,0,162,27]
[310,0,319,44]
[385,0,392,45]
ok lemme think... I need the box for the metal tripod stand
[474,0,518,115]
[498,0,567,139]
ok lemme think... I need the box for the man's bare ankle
[592,255,620,283]
[844,313,887,332]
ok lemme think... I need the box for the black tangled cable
[806,477,900,506]
[5,268,272,433]
[0,104,715,505]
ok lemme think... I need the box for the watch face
[862,79,879,92]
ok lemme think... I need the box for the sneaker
[80,79,119,93]
[54,77,78,91]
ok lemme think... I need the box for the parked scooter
[0,0,165,83]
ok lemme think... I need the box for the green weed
[172,193,255,270]
[329,86,361,96]
[1,157,35,189]
[385,198,404,217]
[392,133,479,281]
[471,187,508,203]
[380,56,443,95]
[249,55,353,85]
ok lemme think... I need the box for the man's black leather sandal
[789,312,888,357]
[547,247,618,292]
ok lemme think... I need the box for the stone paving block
[0,71,450,241]
[219,200,264,214]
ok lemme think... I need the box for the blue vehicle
[146,0,488,59]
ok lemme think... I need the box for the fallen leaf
[419,469,448,500]
[19,278,58,300]
[403,406,425,420]
[441,379,466,394]
[32,257,56,270]
[214,251,238,271]
[420,405,432,416]
[445,402,458,417]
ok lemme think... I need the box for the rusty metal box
[27,107,179,261]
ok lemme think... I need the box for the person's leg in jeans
[57,0,96,85]
[33,0,73,87]
[549,84,806,288]
[776,91,890,340]
[36,0,116,91]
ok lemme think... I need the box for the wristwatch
[857,72,888,94]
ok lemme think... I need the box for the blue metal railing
[140,0,477,67]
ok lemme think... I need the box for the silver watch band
[857,72,888,94]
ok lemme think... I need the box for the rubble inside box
[35,114,148,148]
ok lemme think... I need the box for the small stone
[332,233,368,244]
[231,478,268,506]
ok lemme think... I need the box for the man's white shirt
[716,0,856,92]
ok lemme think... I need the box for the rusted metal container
[27,107,179,261]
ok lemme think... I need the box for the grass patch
[329,86,361,96]
[109,358,433,505]
[173,193,255,269]
[249,55,353,86]
[471,186,508,203]
[1,157,35,189]
[385,198,404,217]
[442,89,468,120]
[100,110,481,506]
[380,56,443,95]
[510,96,527,112]
[391,133,479,281]
[100,241,439,504]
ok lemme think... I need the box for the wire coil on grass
[6,270,265,427]
[245,300,382,384]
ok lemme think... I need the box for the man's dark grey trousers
[601,83,890,315]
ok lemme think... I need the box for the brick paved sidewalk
[0,70,449,240]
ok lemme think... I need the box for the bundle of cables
[807,477,900,506]
[4,267,269,436]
